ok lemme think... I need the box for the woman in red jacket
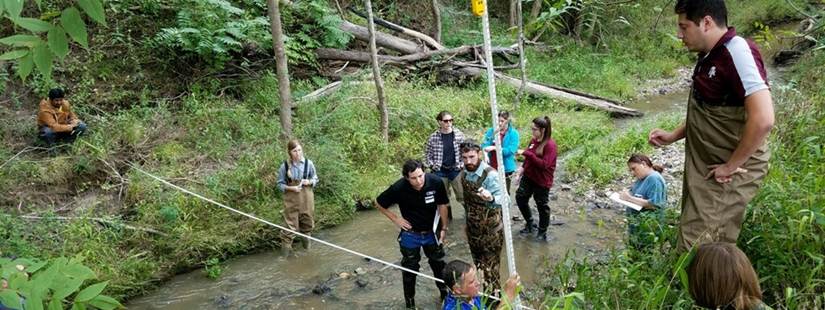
[514,116,558,242]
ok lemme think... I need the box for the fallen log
[339,20,422,54]
[317,45,512,65]
[458,67,642,117]
[349,8,445,50]
[299,81,343,103]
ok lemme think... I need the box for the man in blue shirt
[458,141,506,301]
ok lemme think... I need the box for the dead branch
[340,20,422,54]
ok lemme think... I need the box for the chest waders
[460,167,504,296]
[281,160,315,250]
[678,87,770,251]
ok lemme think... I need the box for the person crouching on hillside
[37,88,87,148]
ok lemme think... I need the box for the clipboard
[609,192,643,211]
[432,212,442,246]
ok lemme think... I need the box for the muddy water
[128,92,689,310]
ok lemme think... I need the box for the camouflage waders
[460,167,504,294]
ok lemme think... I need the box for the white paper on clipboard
[609,192,643,211]
[432,212,441,246]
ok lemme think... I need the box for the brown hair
[688,242,763,310]
[532,116,552,156]
[286,139,301,179]
[627,153,664,173]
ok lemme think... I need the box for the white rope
[128,163,535,310]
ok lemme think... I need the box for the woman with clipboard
[620,154,668,248]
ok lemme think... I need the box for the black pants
[516,176,551,232]
[399,241,447,306]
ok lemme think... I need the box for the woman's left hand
[301,179,312,186]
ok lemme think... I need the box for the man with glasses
[424,111,466,219]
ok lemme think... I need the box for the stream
[127,90,690,310]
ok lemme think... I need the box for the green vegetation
[534,1,825,308]
[1,0,822,308]
[0,256,123,309]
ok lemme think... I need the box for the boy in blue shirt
[442,260,520,310]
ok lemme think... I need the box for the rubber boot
[519,221,536,235]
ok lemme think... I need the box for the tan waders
[678,88,769,251]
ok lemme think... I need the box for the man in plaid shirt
[425,111,466,219]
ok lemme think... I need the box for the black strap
[303,159,309,179]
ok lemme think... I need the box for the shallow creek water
[128,91,690,310]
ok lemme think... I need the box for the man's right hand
[393,217,412,230]
[648,129,674,147]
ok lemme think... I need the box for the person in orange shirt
[37,88,87,147]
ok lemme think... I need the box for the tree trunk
[432,0,442,43]
[267,0,293,138]
[514,0,527,110]
[529,0,542,22]
[509,0,518,27]
[366,0,389,142]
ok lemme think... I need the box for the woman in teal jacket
[482,111,520,219]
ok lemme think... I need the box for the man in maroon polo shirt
[648,0,775,251]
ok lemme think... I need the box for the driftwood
[349,8,445,50]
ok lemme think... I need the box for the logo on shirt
[708,66,717,79]
[424,190,436,204]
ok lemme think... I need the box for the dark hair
[688,242,763,310]
[443,260,474,290]
[436,110,452,121]
[532,116,552,156]
[498,110,510,119]
[459,140,481,154]
[48,88,65,100]
[402,159,424,178]
[675,0,727,27]
[627,153,664,173]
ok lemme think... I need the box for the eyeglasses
[441,119,454,123]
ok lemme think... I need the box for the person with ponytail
[277,139,319,253]
[621,154,668,247]
[514,116,557,242]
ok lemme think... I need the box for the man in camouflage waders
[458,141,505,299]
[649,0,774,251]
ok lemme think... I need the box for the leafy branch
[0,0,107,81]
